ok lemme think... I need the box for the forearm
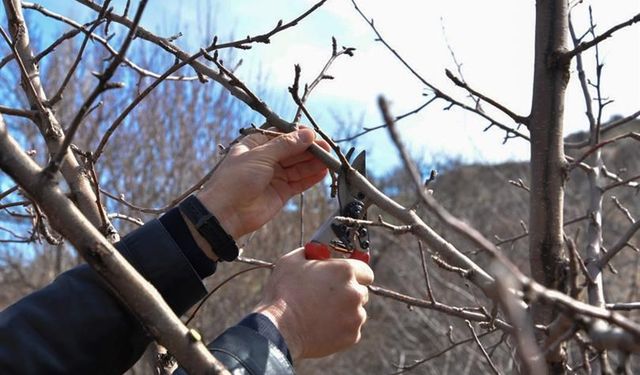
[0,209,294,375]
[0,218,207,375]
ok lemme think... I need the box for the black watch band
[178,195,239,262]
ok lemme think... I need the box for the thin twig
[289,64,351,167]
[99,164,218,214]
[611,196,635,224]
[446,69,528,125]
[0,185,18,201]
[107,213,143,226]
[606,303,640,311]
[334,98,436,142]
[292,36,354,123]
[418,240,435,302]
[47,5,109,105]
[391,328,499,374]
[603,173,640,191]
[0,105,36,119]
[466,320,502,375]
[185,264,272,325]
[334,215,414,235]
[368,285,511,331]
[350,0,529,142]
[568,236,596,285]
[565,12,640,59]
[47,0,148,174]
[569,132,640,171]
[93,48,207,161]
[22,2,198,81]
[597,219,640,268]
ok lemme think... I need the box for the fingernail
[298,129,314,143]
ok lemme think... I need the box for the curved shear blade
[338,150,367,208]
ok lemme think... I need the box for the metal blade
[351,151,366,178]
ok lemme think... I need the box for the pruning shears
[304,149,371,263]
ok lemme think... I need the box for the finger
[353,284,370,305]
[283,158,328,182]
[280,150,315,168]
[253,129,315,163]
[283,247,306,261]
[346,260,374,285]
[229,133,271,155]
[287,169,328,195]
[315,138,331,152]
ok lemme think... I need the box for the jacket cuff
[159,207,217,279]
[237,313,292,363]
[208,325,295,374]
[117,219,207,315]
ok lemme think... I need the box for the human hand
[253,248,374,360]
[189,128,329,259]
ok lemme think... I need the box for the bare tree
[1,1,639,374]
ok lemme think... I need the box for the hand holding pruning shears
[305,149,371,264]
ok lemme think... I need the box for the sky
[26,0,640,174]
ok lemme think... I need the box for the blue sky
[21,0,640,173]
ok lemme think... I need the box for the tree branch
[350,0,529,142]
[2,0,114,238]
[47,0,147,174]
[564,12,640,59]
[466,320,502,375]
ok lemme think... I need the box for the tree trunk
[529,0,571,372]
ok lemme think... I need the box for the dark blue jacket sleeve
[0,219,294,375]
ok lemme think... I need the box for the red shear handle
[349,249,370,264]
[304,241,331,260]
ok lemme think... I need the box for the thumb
[254,129,315,162]
[280,247,307,264]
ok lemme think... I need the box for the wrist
[253,301,303,361]
[179,195,239,262]
[180,211,219,262]
[195,192,242,240]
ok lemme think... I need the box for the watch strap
[178,195,239,262]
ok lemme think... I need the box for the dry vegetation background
[1,1,639,374]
